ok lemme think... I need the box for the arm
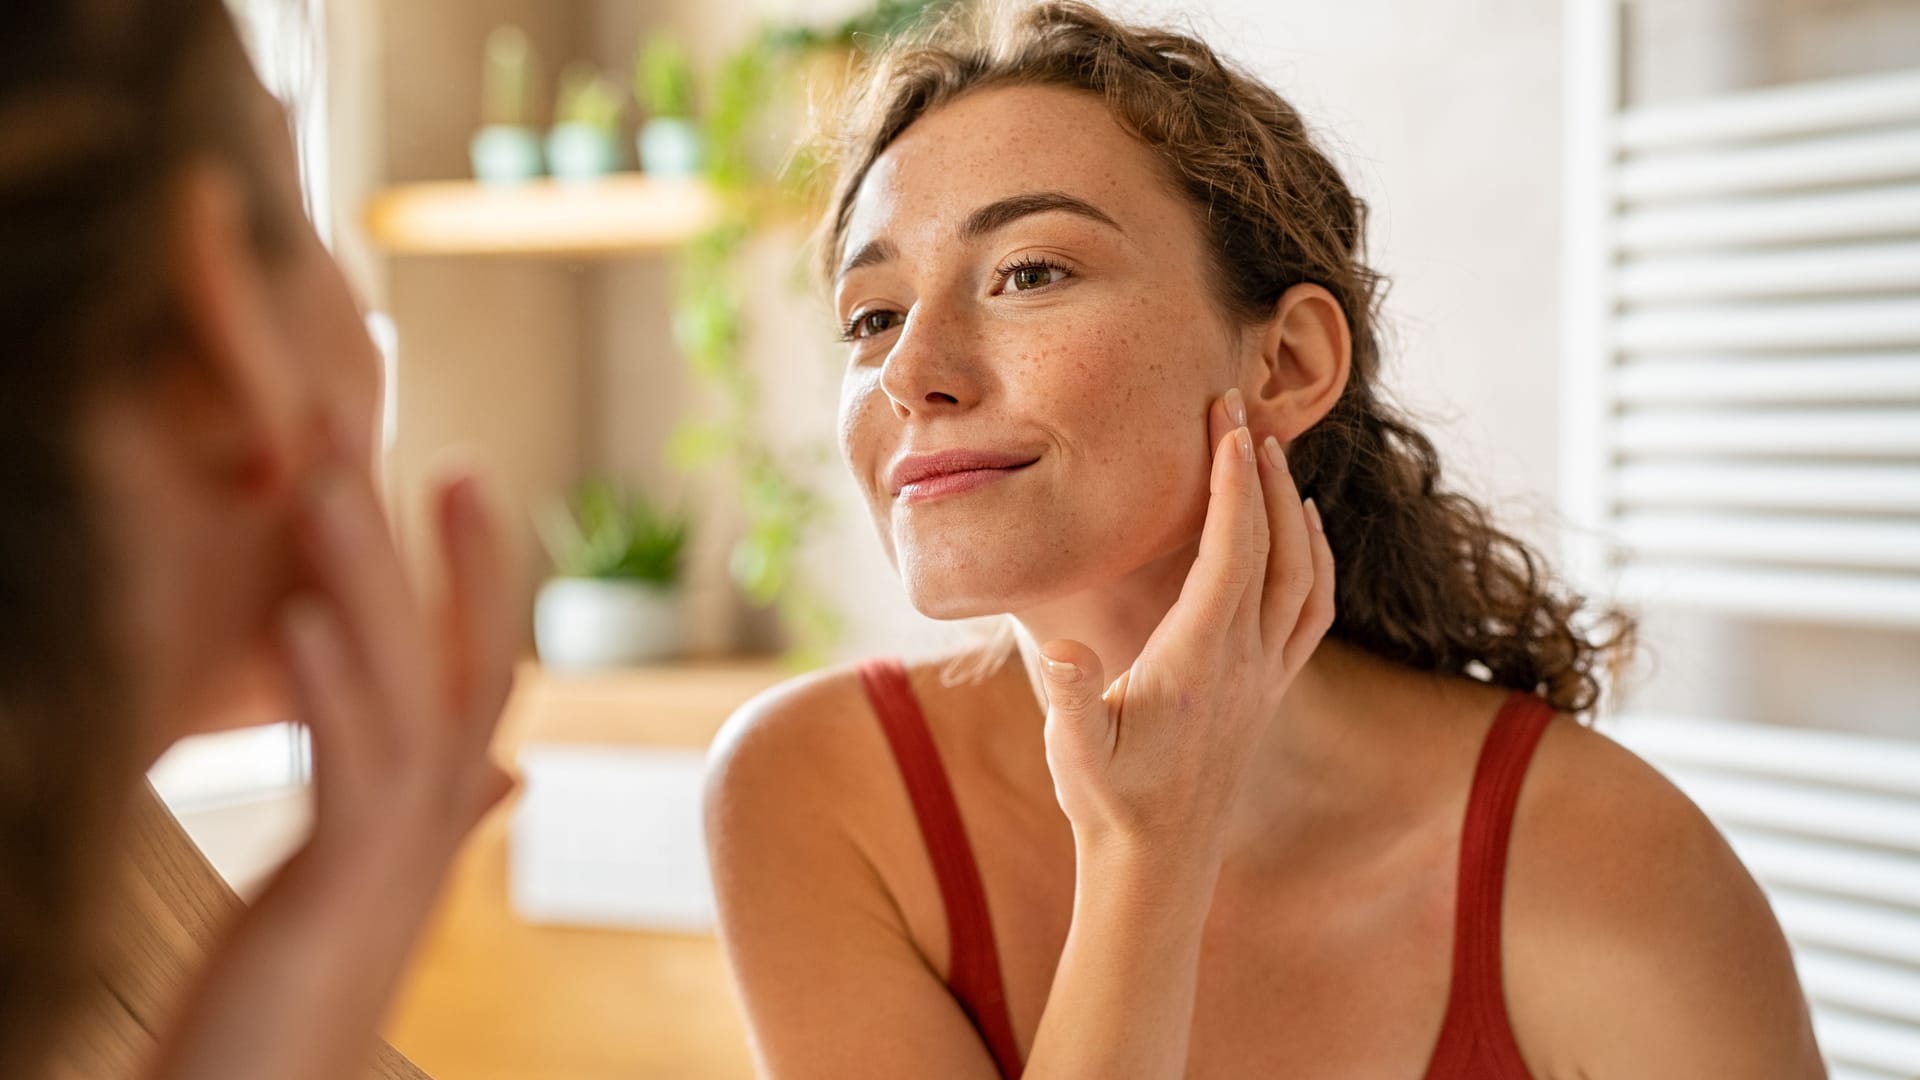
[707,685,1006,1079]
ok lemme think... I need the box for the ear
[1243,283,1352,444]
[159,162,305,498]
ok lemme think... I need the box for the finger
[436,467,517,748]
[1163,422,1268,647]
[1206,389,1236,457]
[1281,498,1338,673]
[281,595,384,783]
[299,464,430,727]
[1255,436,1316,651]
[1038,639,1111,773]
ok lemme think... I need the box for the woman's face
[104,70,384,742]
[836,83,1250,619]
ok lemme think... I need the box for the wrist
[1075,828,1224,913]
[279,818,458,921]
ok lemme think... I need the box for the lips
[888,449,1041,495]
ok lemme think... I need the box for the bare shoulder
[1507,716,1766,940]
[1502,716,1824,1077]
[705,649,1006,813]
[704,662,890,827]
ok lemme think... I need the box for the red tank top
[855,657,1550,1080]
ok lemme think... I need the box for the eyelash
[996,255,1074,293]
[838,310,896,344]
[837,256,1077,344]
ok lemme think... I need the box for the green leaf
[547,477,691,584]
[636,35,697,117]
[665,421,730,467]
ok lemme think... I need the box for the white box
[508,743,714,933]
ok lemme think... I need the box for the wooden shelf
[505,656,789,749]
[365,175,720,258]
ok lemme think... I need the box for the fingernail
[1224,387,1247,429]
[1234,426,1254,463]
[1304,497,1324,534]
[1042,655,1082,681]
[1262,435,1284,471]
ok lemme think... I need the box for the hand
[278,419,518,879]
[142,423,519,1080]
[1037,389,1335,864]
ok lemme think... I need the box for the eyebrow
[837,190,1124,281]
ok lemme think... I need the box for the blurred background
[147,0,1920,1077]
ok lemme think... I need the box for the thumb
[1038,639,1110,767]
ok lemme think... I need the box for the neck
[1010,534,1198,685]
[1006,544,1430,863]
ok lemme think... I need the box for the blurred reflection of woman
[1,1,517,1076]
[706,3,1824,1077]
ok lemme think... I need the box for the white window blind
[1564,3,1920,1075]
[1562,7,1920,627]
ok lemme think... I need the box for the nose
[877,306,986,420]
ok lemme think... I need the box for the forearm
[145,835,450,1080]
[1022,838,1221,1080]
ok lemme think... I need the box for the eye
[998,257,1073,294]
[840,309,903,342]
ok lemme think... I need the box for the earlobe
[1250,283,1353,443]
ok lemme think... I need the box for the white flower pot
[638,117,702,177]
[470,124,544,184]
[534,578,685,671]
[545,123,621,182]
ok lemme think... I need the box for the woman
[1,1,515,1076]
[705,3,1824,1077]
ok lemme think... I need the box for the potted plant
[534,478,691,670]
[634,35,703,177]
[547,62,624,182]
[470,25,544,184]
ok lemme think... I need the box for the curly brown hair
[818,0,1633,715]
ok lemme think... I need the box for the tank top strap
[1424,690,1553,1079]
[856,657,1025,1079]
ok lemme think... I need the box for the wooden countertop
[382,657,791,1080]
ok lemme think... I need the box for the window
[149,0,331,816]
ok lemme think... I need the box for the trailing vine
[666,1,951,668]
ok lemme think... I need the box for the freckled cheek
[837,378,891,496]
[1018,314,1202,470]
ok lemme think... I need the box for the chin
[890,530,1006,618]
[896,548,1071,621]
[905,586,1010,621]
